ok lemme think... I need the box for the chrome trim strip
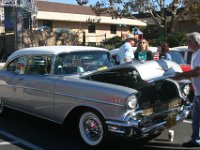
[13,85,123,107]
[54,91,123,107]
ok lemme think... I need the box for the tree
[91,0,200,41]
[187,1,200,25]
[23,28,80,47]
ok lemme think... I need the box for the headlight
[126,94,137,109]
[183,84,190,96]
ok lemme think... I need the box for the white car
[170,46,192,64]
[110,47,158,64]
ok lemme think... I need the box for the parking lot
[0,109,199,150]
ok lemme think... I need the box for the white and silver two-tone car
[0,46,192,147]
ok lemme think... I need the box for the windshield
[54,51,114,75]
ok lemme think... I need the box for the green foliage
[97,36,124,50]
[167,33,187,47]
[140,26,187,47]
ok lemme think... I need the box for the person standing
[173,32,200,147]
[134,39,153,61]
[117,34,137,64]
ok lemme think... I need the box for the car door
[0,58,19,106]
[12,55,55,120]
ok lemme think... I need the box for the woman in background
[134,39,153,61]
[158,42,172,60]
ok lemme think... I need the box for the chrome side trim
[12,85,123,107]
[54,91,123,107]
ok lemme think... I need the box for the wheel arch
[63,106,106,125]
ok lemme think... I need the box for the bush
[98,36,124,50]
[167,33,187,47]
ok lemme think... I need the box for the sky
[48,0,171,6]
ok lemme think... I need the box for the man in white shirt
[117,34,137,64]
[174,32,200,147]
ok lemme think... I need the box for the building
[35,1,146,45]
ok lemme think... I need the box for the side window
[7,58,18,73]
[25,55,52,75]
[16,56,26,74]
[6,56,26,74]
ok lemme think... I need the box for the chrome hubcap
[83,116,101,141]
[79,112,103,146]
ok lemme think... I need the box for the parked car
[110,47,193,102]
[170,46,192,65]
[0,46,192,147]
[169,50,191,72]
[110,47,159,64]
[110,47,191,72]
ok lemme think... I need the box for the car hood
[82,59,182,83]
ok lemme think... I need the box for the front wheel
[78,111,107,147]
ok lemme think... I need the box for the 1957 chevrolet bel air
[0,46,192,147]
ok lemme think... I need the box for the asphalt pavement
[0,109,199,150]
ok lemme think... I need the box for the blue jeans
[192,96,200,144]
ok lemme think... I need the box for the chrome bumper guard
[106,103,192,137]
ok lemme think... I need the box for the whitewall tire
[78,111,106,147]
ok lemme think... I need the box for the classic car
[170,46,192,65]
[110,47,191,72]
[0,46,192,147]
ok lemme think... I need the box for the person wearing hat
[117,34,137,64]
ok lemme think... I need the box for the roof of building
[36,1,147,26]
[36,1,97,16]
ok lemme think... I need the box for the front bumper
[106,103,192,138]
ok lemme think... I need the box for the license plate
[166,114,177,128]
[142,99,180,116]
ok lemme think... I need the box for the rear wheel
[78,111,108,147]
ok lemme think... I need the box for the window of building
[43,20,53,29]
[88,23,96,33]
[129,26,135,33]
[110,25,117,34]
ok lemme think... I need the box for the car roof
[169,46,190,52]
[8,46,108,61]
